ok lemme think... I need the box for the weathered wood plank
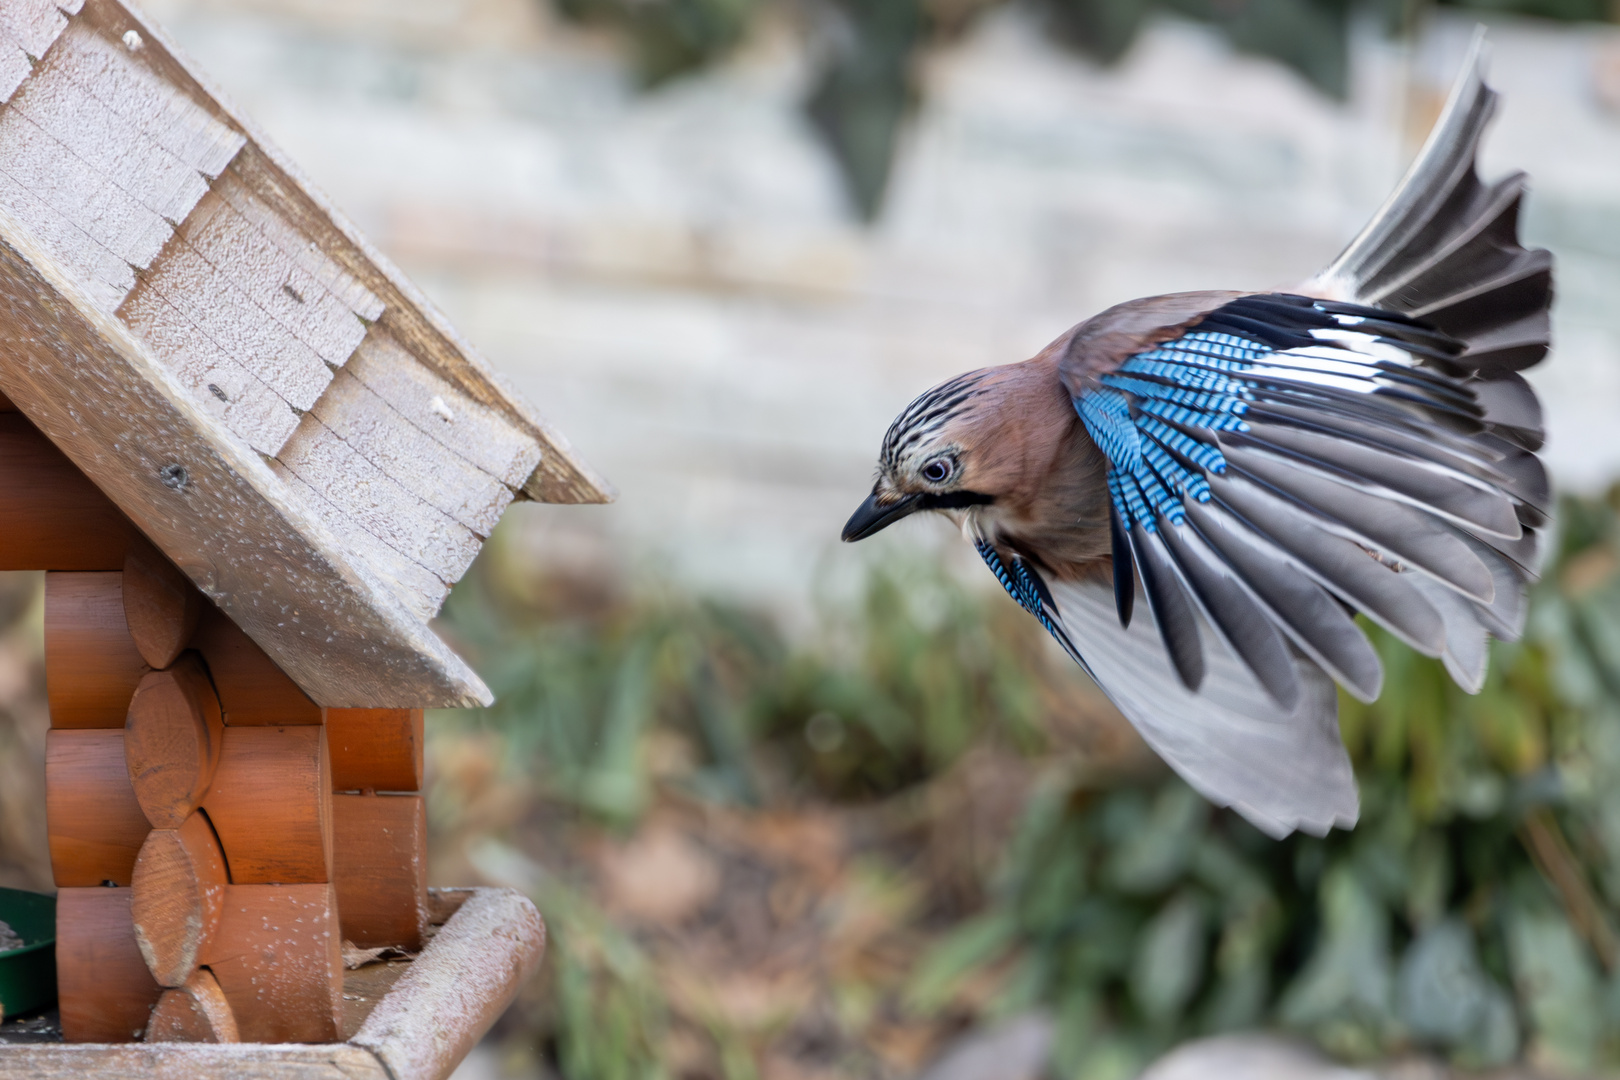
[75,0,607,502]
[211,169,382,324]
[205,725,332,883]
[135,236,334,410]
[352,888,546,1080]
[220,141,608,503]
[273,466,449,623]
[48,21,243,178]
[0,1045,389,1079]
[0,43,31,104]
[276,419,482,585]
[210,884,344,1044]
[345,330,539,489]
[0,164,132,310]
[311,369,515,537]
[0,412,139,570]
[45,727,150,886]
[0,0,66,60]
[119,279,301,455]
[180,187,371,367]
[0,189,491,707]
[10,59,209,224]
[0,107,173,268]
[56,887,164,1043]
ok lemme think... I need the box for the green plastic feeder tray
[0,887,55,1018]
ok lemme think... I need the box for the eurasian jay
[842,36,1552,838]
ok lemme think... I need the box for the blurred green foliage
[546,0,1614,218]
[441,555,1055,818]
[441,489,1620,1077]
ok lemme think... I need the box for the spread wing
[1005,34,1550,836]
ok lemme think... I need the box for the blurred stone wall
[141,0,1620,609]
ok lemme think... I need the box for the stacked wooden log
[7,406,428,1044]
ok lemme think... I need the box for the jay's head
[843,369,1014,542]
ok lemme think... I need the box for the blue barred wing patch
[1073,296,1461,534]
[975,538,1084,665]
[1078,329,1259,532]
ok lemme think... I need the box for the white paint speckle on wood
[9,58,209,224]
[347,331,541,489]
[276,417,483,585]
[311,370,516,538]
[120,281,301,455]
[49,23,243,179]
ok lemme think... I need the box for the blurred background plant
[550,0,1616,218]
[402,487,1620,1079]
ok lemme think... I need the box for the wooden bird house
[0,0,609,1065]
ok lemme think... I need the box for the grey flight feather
[1046,574,1359,838]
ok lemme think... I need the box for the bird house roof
[0,0,611,708]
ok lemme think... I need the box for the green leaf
[1102,782,1208,895]
[1506,899,1601,1074]
[905,912,1020,1014]
[1130,891,1208,1025]
[1397,918,1518,1066]
[1278,865,1395,1051]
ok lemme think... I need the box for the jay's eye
[921,459,952,484]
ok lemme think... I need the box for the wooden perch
[353,888,546,1080]
[209,883,343,1043]
[0,412,136,570]
[56,886,164,1043]
[123,538,205,670]
[46,728,150,887]
[130,811,228,987]
[327,707,422,791]
[45,571,150,728]
[191,604,320,725]
[205,724,332,883]
[334,792,426,950]
[145,969,239,1044]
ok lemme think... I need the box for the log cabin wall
[0,402,429,1043]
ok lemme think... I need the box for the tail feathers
[1308,29,1553,390]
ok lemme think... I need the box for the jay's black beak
[842,491,923,542]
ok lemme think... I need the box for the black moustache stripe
[920,491,995,510]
